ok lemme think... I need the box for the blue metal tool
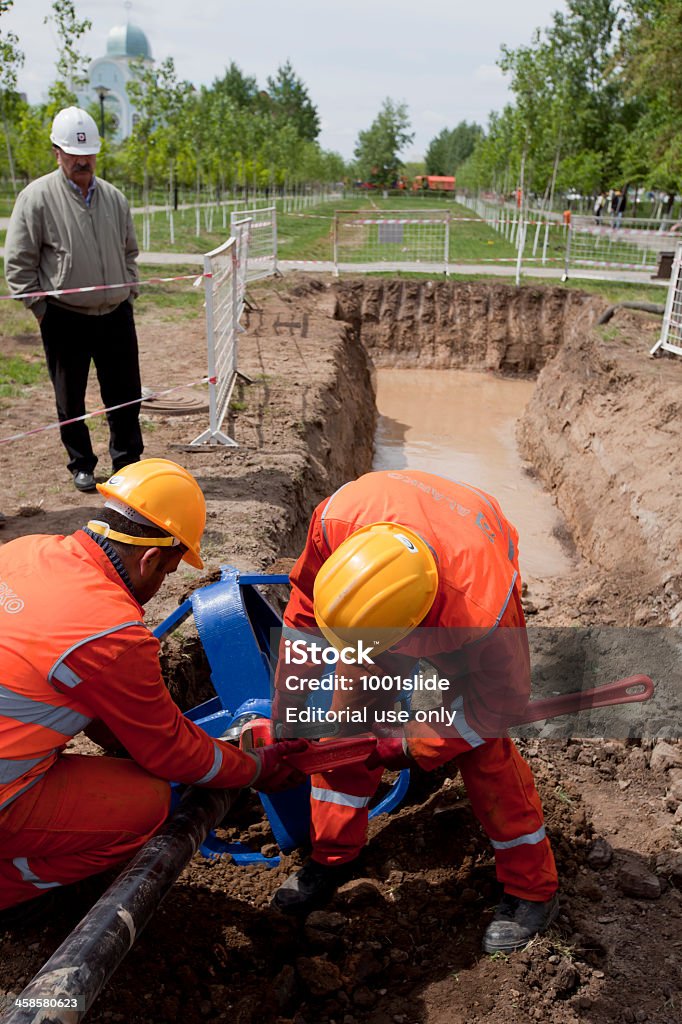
[154,566,410,866]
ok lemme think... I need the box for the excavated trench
[159,275,681,730]
[164,278,592,709]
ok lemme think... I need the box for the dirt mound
[518,304,682,627]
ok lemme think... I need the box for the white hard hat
[50,107,101,155]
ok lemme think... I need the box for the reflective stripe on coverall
[275,470,558,901]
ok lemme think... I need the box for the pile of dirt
[518,303,682,627]
[1,274,681,1024]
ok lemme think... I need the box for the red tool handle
[285,736,377,774]
[239,718,378,775]
[511,674,654,725]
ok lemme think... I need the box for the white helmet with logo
[50,107,101,155]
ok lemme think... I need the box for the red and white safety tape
[340,216,562,226]
[0,273,210,304]
[0,377,216,447]
[571,259,657,270]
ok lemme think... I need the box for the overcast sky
[4,0,566,162]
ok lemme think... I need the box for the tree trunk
[1,105,17,196]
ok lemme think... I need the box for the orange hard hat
[313,522,438,656]
[96,459,206,568]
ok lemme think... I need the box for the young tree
[45,0,92,110]
[354,99,414,187]
[213,62,259,108]
[122,57,194,241]
[425,122,483,176]
[14,105,53,181]
[461,0,625,202]
[620,0,682,190]
[266,60,320,142]
[0,0,24,193]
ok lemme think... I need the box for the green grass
[0,277,41,337]
[132,206,230,253]
[135,263,204,318]
[0,352,47,398]
[277,205,337,261]
[516,274,666,305]
[276,196,522,263]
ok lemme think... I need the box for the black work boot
[482,892,560,954]
[271,859,356,916]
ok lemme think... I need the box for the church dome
[106,23,152,60]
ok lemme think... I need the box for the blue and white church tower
[80,9,153,142]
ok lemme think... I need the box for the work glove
[245,738,309,794]
[364,736,413,771]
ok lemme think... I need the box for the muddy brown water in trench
[373,368,574,583]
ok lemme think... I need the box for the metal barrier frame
[191,237,239,446]
[562,222,679,279]
[231,216,252,321]
[651,242,682,357]
[230,205,277,283]
[333,209,451,276]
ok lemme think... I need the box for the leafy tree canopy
[425,122,482,175]
[354,98,414,186]
[266,59,321,143]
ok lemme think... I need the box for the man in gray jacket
[4,107,143,493]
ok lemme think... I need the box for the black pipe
[597,301,665,325]
[1,787,234,1024]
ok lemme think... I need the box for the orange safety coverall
[0,530,259,909]
[274,470,558,901]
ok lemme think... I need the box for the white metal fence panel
[191,237,239,446]
[564,224,678,276]
[230,206,277,282]
[334,209,450,274]
[231,217,252,320]
[456,193,563,275]
[651,243,682,357]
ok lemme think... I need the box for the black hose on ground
[0,786,234,1024]
[597,301,665,325]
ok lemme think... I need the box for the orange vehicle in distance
[412,175,456,191]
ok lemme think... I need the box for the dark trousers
[40,301,144,476]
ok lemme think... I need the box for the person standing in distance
[4,107,143,493]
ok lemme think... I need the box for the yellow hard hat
[95,459,206,569]
[313,522,438,656]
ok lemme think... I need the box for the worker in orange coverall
[0,458,306,922]
[271,469,559,953]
